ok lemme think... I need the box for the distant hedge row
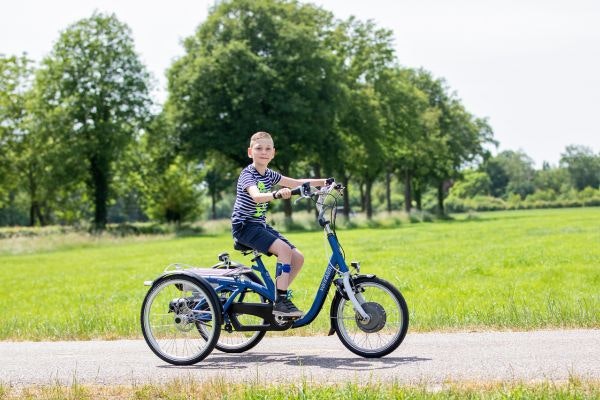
[444,190,600,213]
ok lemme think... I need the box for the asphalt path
[1,329,599,387]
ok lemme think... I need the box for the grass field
[1,378,600,400]
[0,207,598,340]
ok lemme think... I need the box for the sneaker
[272,297,304,318]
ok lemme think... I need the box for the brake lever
[292,182,312,204]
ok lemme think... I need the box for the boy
[231,131,328,318]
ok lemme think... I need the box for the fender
[151,271,224,326]
[327,274,376,336]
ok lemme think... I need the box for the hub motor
[355,302,387,333]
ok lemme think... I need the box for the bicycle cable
[311,190,346,266]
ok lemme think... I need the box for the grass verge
[1,377,600,400]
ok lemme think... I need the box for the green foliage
[449,169,491,198]
[168,0,341,171]
[560,144,600,190]
[0,3,597,228]
[202,152,238,219]
[395,69,495,214]
[445,195,507,213]
[0,55,32,202]
[445,187,600,212]
[329,18,398,218]
[484,150,536,199]
[35,12,152,229]
[534,163,571,193]
[144,155,204,223]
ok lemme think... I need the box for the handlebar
[290,182,311,197]
[287,180,344,227]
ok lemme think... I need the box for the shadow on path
[157,352,431,371]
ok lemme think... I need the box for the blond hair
[249,131,273,147]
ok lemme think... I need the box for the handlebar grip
[290,182,311,197]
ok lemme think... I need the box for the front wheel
[331,276,409,358]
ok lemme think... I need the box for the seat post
[251,250,261,262]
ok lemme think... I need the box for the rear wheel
[213,288,267,353]
[141,275,221,365]
[331,276,408,358]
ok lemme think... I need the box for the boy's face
[248,138,275,167]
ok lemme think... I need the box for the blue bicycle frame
[202,231,350,329]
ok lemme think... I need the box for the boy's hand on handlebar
[277,188,292,199]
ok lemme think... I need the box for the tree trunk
[90,155,109,231]
[283,199,292,223]
[8,191,17,226]
[29,203,36,227]
[403,170,412,213]
[36,203,47,226]
[359,182,365,212]
[365,179,373,220]
[313,163,322,180]
[211,191,217,220]
[30,202,46,226]
[414,179,422,211]
[437,181,445,217]
[385,170,392,213]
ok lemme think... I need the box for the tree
[131,113,203,224]
[0,55,32,210]
[0,54,65,226]
[35,12,151,230]
[338,85,386,219]
[143,155,204,223]
[560,145,600,190]
[332,17,397,219]
[484,150,535,199]
[377,67,438,213]
[407,70,494,215]
[449,169,491,198]
[435,104,494,215]
[167,0,342,220]
[484,156,510,197]
[202,152,237,220]
[534,164,571,194]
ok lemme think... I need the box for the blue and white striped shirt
[231,164,282,225]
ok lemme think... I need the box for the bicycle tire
[141,274,221,365]
[331,276,409,358]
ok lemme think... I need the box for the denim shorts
[231,222,295,254]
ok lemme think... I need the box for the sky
[1,0,599,167]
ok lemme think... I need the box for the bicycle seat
[233,239,273,256]
[233,239,254,252]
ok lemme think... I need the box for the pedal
[273,314,302,322]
